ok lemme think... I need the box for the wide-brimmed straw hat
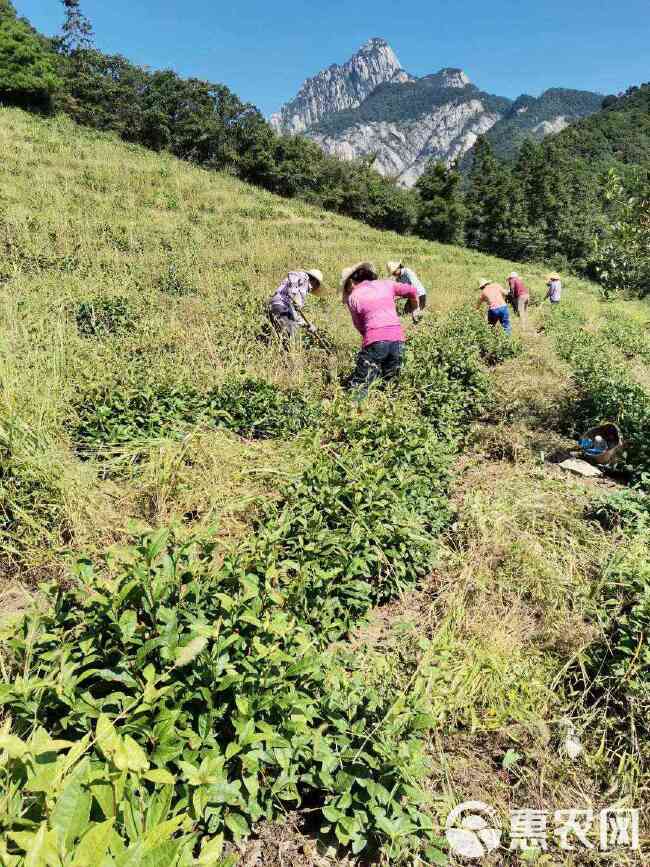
[386,261,402,276]
[546,272,561,281]
[509,271,518,279]
[478,278,491,289]
[340,262,376,291]
[305,268,323,288]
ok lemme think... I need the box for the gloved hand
[411,310,423,324]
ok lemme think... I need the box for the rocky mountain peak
[270,38,409,135]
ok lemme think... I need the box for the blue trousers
[349,340,405,399]
[487,305,512,335]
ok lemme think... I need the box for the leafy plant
[75,296,136,337]
[73,378,321,455]
[251,406,454,639]
[0,529,446,863]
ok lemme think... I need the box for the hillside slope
[1,108,649,866]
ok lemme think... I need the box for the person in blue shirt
[386,262,427,310]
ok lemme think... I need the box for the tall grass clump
[568,493,650,787]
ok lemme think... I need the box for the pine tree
[464,137,524,257]
[59,0,93,54]
[415,160,465,244]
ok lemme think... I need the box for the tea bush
[431,310,523,367]
[73,378,321,454]
[566,349,650,481]
[75,296,137,337]
[601,313,650,362]
[250,408,455,639]
[543,305,650,482]
[405,323,493,440]
[2,309,504,861]
[586,489,650,533]
[0,530,446,864]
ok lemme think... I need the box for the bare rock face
[532,115,570,136]
[270,38,411,135]
[310,99,500,187]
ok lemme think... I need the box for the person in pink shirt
[341,261,420,398]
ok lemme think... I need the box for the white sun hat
[340,262,376,291]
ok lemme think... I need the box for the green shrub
[432,310,523,367]
[73,378,321,454]
[0,529,445,863]
[568,351,650,480]
[544,304,650,482]
[601,312,650,362]
[75,296,136,337]
[586,489,650,533]
[250,408,454,639]
[157,263,197,296]
[404,316,500,439]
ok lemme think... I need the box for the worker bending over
[268,268,323,342]
[386,261,427,310]
[342,261,420,399]
[477,278,511,334]
[546,273,562,304]
[506,271,529,330]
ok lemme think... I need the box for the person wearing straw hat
[506,271,530,330]
[341,261,420,399]
[545,273,563,304]
[476,278,511,335]
[267,268,324,342]
[386,261,427,310]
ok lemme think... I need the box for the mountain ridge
[272,39,602,186]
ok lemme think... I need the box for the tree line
[1,0,648,295]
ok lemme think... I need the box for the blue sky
[17,0,650,116]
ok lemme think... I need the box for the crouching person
[268,268,323,342]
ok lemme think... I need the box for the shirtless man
[476,279,511,335]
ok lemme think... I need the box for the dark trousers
[348,340,405,399]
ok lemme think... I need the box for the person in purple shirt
[268,268,323,342]
[341,261,420,399]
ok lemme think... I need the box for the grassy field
[1,107,649,865]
